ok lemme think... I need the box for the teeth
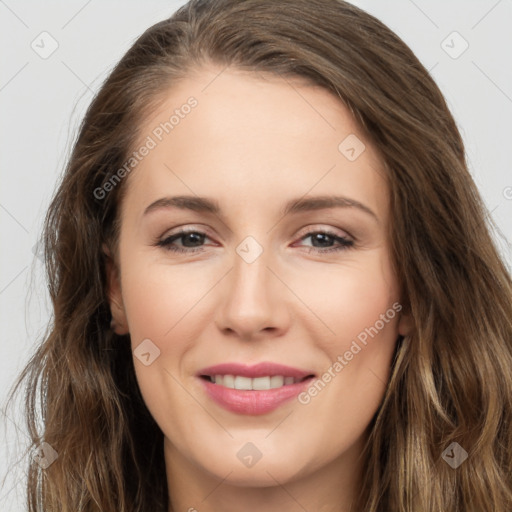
[209,374,303,390]
[270,376,284,388]
[223,375,235,388]
[234,376,252,390]
[252,376,270,390]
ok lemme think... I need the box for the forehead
[121,65,388,223]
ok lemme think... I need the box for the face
[106,65,412,491]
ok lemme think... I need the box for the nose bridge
[215,234,288,338]
[232,241,270,300]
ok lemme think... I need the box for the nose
[214,243,291,341]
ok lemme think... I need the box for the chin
[197,448,311,487]
[216,462,306,487]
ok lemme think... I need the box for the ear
[102,243,129,335]
[397,305,414,337]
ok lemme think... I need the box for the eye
[294,229,354,254]
[156,229,211,254]
[155,228,354,255]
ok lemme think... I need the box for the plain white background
[1,0,511,509]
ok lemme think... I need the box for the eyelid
[160,224,214,239]
[155,223,357,256]
[159,223,353,243]
[295,224,354,241]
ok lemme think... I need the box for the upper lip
[197,362,316,380]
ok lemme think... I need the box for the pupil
[313,233,332,247]
[183,233,204,247]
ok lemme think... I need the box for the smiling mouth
[200,374,315,390]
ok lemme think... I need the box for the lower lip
[199,377,314,415]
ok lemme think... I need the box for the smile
[197,362,316,415]
[201,374,311,390]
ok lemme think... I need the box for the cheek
[119,257,218,425]
[293,253,400,424]
[121,259,212,346]
[292,254,399,351]
[120,262,205,441]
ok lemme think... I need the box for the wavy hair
[6,0,512,510]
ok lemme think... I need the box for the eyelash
[155,228,354,254]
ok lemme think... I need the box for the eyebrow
[143,194,378,222]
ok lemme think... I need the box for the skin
[105,64,413,512]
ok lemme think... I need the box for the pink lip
[198,362,314,379]
[197,362,316,415]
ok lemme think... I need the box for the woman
[7,0,512,510]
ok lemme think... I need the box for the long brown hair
[5,0,512,510]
